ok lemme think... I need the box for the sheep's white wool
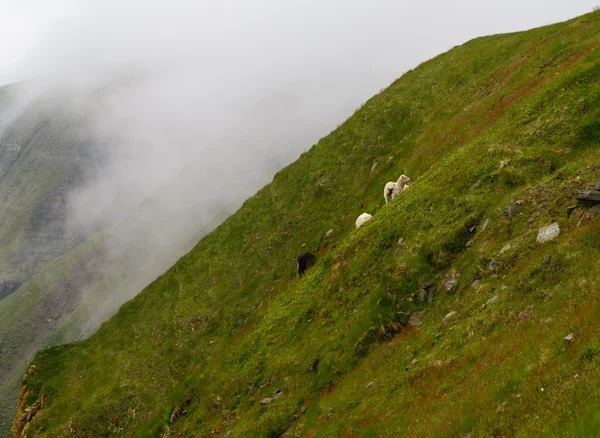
[384,174,411,204]
[355,212,373,229]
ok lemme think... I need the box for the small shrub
[580,348,597,361]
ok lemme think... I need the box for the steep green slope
[14,11,600,437]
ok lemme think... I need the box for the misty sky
[1,0,598,88]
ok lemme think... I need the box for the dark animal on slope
[297,253,317,277]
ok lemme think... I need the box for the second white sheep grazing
[383,174,411,204]
[355,212,373,229]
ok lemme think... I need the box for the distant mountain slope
[0,94,97,299]
[12,10,600,437]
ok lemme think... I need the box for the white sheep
[355,212,373,230]
[383,174,411,204]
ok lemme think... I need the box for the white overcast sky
[1,0,598,88]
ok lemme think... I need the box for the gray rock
[545,317,553,324]
[472,280,481,289]
[260,397,274,405]
[445,277,458,292]
[578,206,600,226]
[394,237,405,256]
[488,260,498,271]
[483,295,499,308]
[564,333,574,346]
[409,311,424,327]
[518,310,529,321]
[567,205,578,216]
[466,240,473,248]
[281,427,292,438]
[481,219,490,231]
[325,229,334,239]
[421,281,432,289]
[499,243,511,255]
[417,288,427,302]
[537,223,560,243]
[441,311,457,326]
[596,181,600,191]
[503,203,517,218]
[300,406,307,414]
[273,389,283,399]
[387,156,394,163]
[224,432,232,438]
[366,381,375,389]
[370,162,377,173]
[569,207,584,221]
[427,289,435,303]
[469,224,477,233]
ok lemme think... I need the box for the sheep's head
[397,174,411,189]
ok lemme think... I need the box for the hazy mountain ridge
[10,10,600,437]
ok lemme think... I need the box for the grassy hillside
[13,11,600,437]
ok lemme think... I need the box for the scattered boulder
[537,223,560,243]
[577,206,600,226]
[466,240,473,248]
[569,207,584,221]
[393,237,405,256]
[567,205,578,216]
[545,317,553,324]
[564,333,574,346]
[370,162,377,173]
[409,311,424,327]
[472,280,481,289]
[354,327,379,354]
[308,358,319,372]
[518,309,529,321]
[483,295,499,308]
[417,288,427,302]
[469,224,477,233]
[481,218,490,231]
[273,389,284,399]
[499,243,511,255]
[260,397,274,406]
[444,271,458,292]
[301,406,307,414]
[575,190,600,203]
[445,278,457,292]
[325,229,334,239]
[503,203,518,219]
[366,382,375,389]
[488,260,498,272]
[529,211,540,223]
[441,311,457,326]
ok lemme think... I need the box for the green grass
[14,10,600,437]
